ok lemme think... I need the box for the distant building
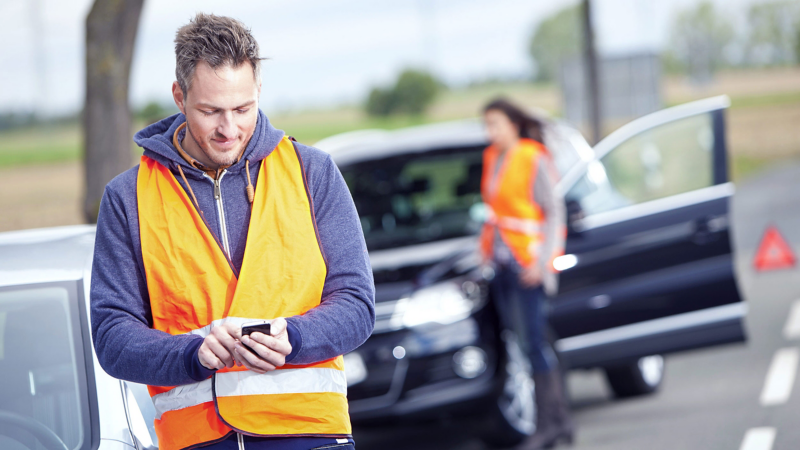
[559,52,662,130]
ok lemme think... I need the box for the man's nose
[217,111,237,139]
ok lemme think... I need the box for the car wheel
[479,330,536,448]
[604,354,665,398]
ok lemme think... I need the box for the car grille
[347,358,398,401]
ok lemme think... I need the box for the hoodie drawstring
[245,159,255,204]
[177,165,203,215]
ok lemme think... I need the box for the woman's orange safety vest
[480,138,547,268]
[136,137,350,450]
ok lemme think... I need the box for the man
[90,13,375,450]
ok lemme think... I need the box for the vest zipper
[237,432,245,450]
[204,170,231,257]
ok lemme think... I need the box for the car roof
[0,225,96,287]
[315,116,593,179]
[315,119,489,167]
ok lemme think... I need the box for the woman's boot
[516,370,574,449]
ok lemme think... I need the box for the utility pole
[29,0,46,118]
[582,0,602,145]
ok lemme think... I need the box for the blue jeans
[491,266,558,373]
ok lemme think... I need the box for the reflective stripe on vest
[137,136,350,450]
[485,206,542,235]
[479,138,546,267]
[152,368,348,419]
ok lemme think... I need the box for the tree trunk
[83,0,144,223]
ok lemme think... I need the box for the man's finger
[205,336,235,368]
[212,325,239,350]
[270,317,287,336]
[223,321,243,340]
[234,345,276,373]
[241,335,287,367]
[248,332,292,357]
[198,346,223,370]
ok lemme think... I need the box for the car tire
[479,330,536,448]
[604,354,665,398]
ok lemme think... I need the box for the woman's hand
[519,264,542,288]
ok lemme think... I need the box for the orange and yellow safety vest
[479,138,548,268]
[136,137,350,450]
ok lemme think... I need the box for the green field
[1,68,799,233]
[0,124,81,166]
[1,70,799,183]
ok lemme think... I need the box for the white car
[0,226,157,450]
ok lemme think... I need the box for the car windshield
[0,285,94,450]
[341,146,486,251]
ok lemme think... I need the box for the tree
[747,1,800,66]
[365,88,394,117]
[365,69,440,117]
[137,101,176,126]
[669,1,734,84]
[84,0,145,222]
[527,4,582,82]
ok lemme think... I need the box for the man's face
[172,61,261,168]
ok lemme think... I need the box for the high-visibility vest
[479,138,547,268]
[136,137,350,450]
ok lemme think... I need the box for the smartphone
[240,321,271,356]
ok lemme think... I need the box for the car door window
[567,113,715,217]
[0,286,92,450]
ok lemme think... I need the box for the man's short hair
[174,13,264,95]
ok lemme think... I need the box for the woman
[480,98,572,449]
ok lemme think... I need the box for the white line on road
[782,299,800,341]
[739,427,776,450]
[760,347,799,406]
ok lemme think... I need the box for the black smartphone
[241,321,271,356]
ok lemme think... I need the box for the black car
[315,96,745,446]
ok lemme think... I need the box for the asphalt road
[353,162,800,450]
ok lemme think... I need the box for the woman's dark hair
[483,98,544,144]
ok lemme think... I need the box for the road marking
[760,347,799,406]
[739,427,776,450]
[782,299,800,340]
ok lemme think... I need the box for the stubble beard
[186,121,243,168]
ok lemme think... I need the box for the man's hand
[519,264,543,288]
[234,317,292,374]
[198,322,241,370]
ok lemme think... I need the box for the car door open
[550,96,746,369]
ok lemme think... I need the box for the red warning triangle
[754,226,795,272]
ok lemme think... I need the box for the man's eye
[236,109,250,114]
[201,110,215,116]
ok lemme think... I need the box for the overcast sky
[0,0,760,116]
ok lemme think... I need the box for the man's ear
[172,81,186,114]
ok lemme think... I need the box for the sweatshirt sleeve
[284,151,376,365]
[90,175,207,386]
[532,152,566,294]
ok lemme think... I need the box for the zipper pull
[214,180,221,201]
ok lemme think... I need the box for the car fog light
[453,346,487,379]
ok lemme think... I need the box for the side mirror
[566,199,585,235]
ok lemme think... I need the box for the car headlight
[390,281,476,329]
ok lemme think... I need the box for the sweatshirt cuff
[285,320,302,363]
[185,337,216,381]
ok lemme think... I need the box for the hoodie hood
[133,109,285,179]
